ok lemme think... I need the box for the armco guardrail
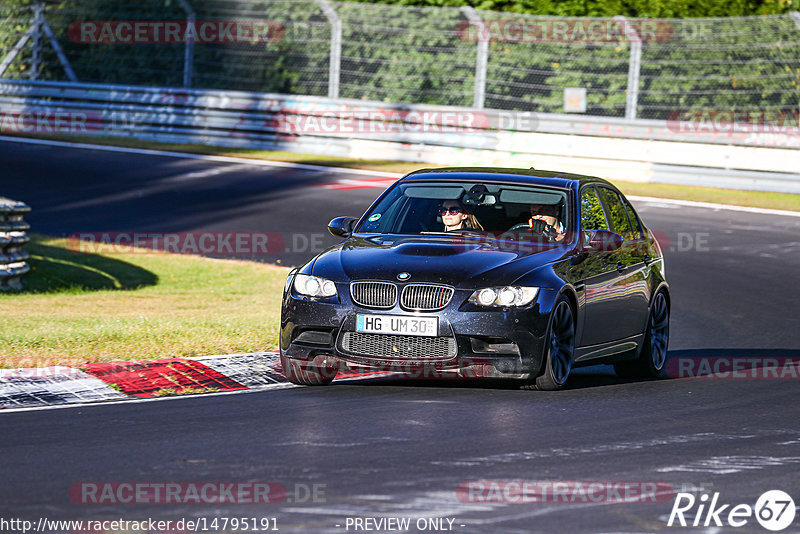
[1,79,799,193]
[0,197,30,290]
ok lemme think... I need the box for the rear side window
[597,187,634,239]
[580,186,609,231]
[621,195,644,239]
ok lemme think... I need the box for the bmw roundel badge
[397,272,411,281]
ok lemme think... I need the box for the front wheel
[280,354,338,386]
[614,291,669,378]
[526,297,575,391]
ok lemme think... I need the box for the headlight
[293,274,337,298]
[469,286,538,307]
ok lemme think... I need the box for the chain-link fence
[2,0,799,121]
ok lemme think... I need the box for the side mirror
[328,216,357,238]
[584,229,622,252]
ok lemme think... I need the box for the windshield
[356,180,572,243]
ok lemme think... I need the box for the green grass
[0,235,289,369]
[6,132,798,211]
[613,182,800,212]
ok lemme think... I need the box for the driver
[440,200,483,232]
[528,203,566,242]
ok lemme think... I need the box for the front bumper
[280,284,556,380]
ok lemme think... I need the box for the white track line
[1,135,797,217]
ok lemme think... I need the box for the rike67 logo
[668,490,796,531]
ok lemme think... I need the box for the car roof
[401,167,614,190]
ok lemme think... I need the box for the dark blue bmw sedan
[280,167,669,390]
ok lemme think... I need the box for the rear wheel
[280,353,338,386]
[527,297,575,391]
[614,291,669,378]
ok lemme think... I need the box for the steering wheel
[509,219,561,242]
[509,219,547,233]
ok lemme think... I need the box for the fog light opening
[469,336,521,356]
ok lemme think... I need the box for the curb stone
[0,352,283,410]
[0,352,389,411]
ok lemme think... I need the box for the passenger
[439,200,483,232]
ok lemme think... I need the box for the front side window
[356,181,571,243]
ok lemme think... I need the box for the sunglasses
[439,207,463,215]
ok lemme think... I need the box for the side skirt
[573,333,645,366]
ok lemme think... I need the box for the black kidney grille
[401,284,454,311]
[350,281,397,308]
[340,332,457,359]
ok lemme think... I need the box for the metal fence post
[614,16,641,121]
[41,16,78,82]
[790,12,800,30]
[315,0,342,99]
[177,0,195,88]
[30,2,45,80]
[0,27,35,77]
[789,11,800,117]
[460,6,488,109]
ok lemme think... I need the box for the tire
[614,291,670,379]
[526,296,575,391]
[280,353,337,386]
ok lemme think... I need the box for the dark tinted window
[580,187,608,231]
[356,181,571,239]
[621,195,643,239]
[598,187,633,238]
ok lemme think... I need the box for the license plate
[356,314,438,337]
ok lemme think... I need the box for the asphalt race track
[2,139,800,533]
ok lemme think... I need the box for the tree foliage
[345,0,799,17]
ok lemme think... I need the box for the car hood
[310,235,569,287]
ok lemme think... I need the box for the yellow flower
[552,62,560,68]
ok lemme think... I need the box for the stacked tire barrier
[0,197,30,290]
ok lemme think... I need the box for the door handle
[643,255,652,266]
